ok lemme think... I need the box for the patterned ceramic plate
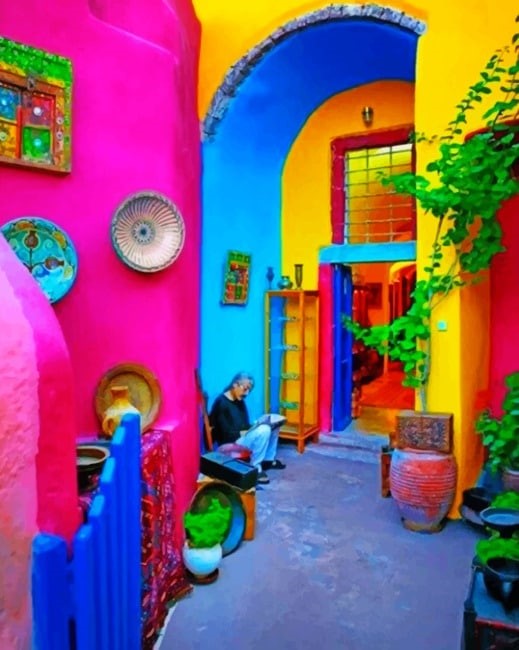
[1,217,78,303]
[111,191,185,273]
[95,363,162,432]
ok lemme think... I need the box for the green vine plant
[343,16,519,412]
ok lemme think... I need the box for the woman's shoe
[261,459,286,470]
[257,471,270,485]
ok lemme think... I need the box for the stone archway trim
[202,3,426,140]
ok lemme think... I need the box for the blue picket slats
[73,524,97,650]
[31,413,142,650]
[31,534,70,650]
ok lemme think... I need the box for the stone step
[319,430,389,452]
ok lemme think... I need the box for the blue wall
[201,19,417,417]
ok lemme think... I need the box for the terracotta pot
[503,468,519,493]
[390,448,457,533]
[101,385,141,438]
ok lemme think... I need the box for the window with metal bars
[344,142,414,244]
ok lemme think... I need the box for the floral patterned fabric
[78,430,191,649]
[141,429,192,649]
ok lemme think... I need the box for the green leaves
[341,19,519,407]
[476,373,519,473]
[184,499,232,548]
[476,537,519,564]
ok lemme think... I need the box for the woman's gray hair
[226,371,254,391]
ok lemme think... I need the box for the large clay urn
[102,385,141,438]
[390,448,457,533]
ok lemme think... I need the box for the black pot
[76,444,110,491]
[462,487,492,513]
[482,557,519,609]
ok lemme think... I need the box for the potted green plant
[343,18,518,532]
[491,491,519,510]
[476,371,519,490]
[476,503,519,608]
[344,24,518,415]
[182,498,232,579]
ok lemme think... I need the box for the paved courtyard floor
[161,438,480,650]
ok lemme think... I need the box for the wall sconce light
[361,106,374,126]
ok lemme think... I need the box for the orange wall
[352,263,392,327]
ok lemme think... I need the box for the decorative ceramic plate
[111,191,185,273]
[95,363,162,432]
[1,217,78,303]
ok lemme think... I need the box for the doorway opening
[350,261,416,435]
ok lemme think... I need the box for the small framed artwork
[0,36,72,173]
[366,282,383,309]
[222,250,251,305]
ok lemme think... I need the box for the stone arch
[202,4,426,139]
[200,5,425,418]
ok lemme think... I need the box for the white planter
[182,542,222,577]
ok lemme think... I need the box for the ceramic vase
[266,266,275,289]
[278,275,293,290]
[294,264,303,289]
[389,448,457,533]
[102,385,141,438]
[503,468,519,493]
[182,542,223,578]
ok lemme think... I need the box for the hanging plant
[343,16,519,411]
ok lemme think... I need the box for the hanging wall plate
[94,362,162,433]
[111,191,185,273]
[1,216,78,303]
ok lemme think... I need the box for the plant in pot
[476,522,519,609]
[343,18,519,532]
[464,490,519,607]
[476,371,519,491]
[182,498,232,581]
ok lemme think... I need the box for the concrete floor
[161,438,481,650]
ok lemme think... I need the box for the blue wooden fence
[31,413,141,650]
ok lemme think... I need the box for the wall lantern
[361,106,374,126]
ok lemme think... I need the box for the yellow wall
[282,81,415,289]
[195,0,519,515]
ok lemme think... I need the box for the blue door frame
[332,264,353,431]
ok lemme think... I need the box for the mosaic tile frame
[221,250,252,306]
[0,36,72,173]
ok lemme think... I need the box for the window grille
[344,143,415,244]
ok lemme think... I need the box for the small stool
[197,473,256,540]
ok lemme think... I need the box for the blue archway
[201,10,423,416]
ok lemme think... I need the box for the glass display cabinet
[265,290,320,452]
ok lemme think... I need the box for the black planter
[482,557,519,609]
[462,487,492,513]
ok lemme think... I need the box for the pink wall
[0,0,202,524]
[489,195,519,415]
[0,256,37,650]
[318,264,333,432]
[0,238,80,542]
